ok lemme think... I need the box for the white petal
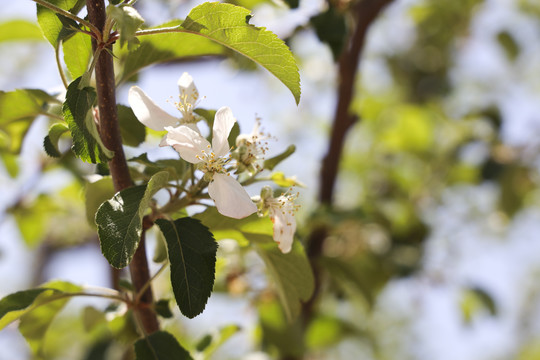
[128,86,178,131]
[270,210,296,254]
[177,72,199,105]
[163,125,210,164]
[208,173,257,219]
[212,106,236,157]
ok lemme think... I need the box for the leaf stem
[32,0,101,39]
[55,42,69,89]
[135,262,169,303]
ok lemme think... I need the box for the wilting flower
[258,186,299,253]
[162,106,257,219]
[128,72,202,131]
[233,118,272,174]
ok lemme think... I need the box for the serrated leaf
[63,31,92,79]
[116,20,224,84]
[0,281,81,331]
[180,2,300,104]
[253,237,314,321]
[264,145,295,170]
[117,104,146,147]
[108,5,144,50]
[0,89,60,153]
[36,0,86,46]
[96,171,169,268]
[134,331,193,360]
[63,77,114,163]
[155,218,218,319]
[43,122,69,157]
[19,281,82,356]
[84,176,115,227]
[0,20,45,42]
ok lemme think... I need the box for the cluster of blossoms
[128,73,299,253]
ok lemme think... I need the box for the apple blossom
[233,118,272,174]
[258,186,299,253]
[128,72,202,131]
[162,106,258,219]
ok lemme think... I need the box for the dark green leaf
[154,299,173,319]
[497,31,520,61]
[0,20,45,42]
[96,171,169,268]
[116,20,224,84]
[63,77,114,163]
[195,334,212,352]
[264,145,295,170]
[19,281,82,355]
[155,218,218,319]
[84,176,115,227]
[36,0,86,46]
[134,331,193,360]
[63,31,92,79]
[43,122,69,158]
[108,5,144,50]
[128,153,186,180]
[310,6,347,60]
[198,325,241,358]
[181,2,301,104]
[117,104,146,147]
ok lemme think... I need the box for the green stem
[55,42,69,89]
[135,262,169,303]
[31,0,101,38]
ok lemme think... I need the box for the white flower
[163,106,258,219]
[259,186,299,253]
[128,72,202,131]
[234,118,271,174]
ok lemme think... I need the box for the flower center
[196,145,231,174]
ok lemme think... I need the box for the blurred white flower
[234,117,272,174]
[259,186,299,253]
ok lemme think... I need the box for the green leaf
[0,89,60,153]
[84,176,115,227]
[181,2,301,104]
[36,0,86,46]
[134,331,193,360]
[310,6,347,60]
[43,122,69,157]
[117,104,146,147]
[108,5,144,50]
[19,281,82,356]
[198,325,241,359]
[155,218,218,319]
[253,237,314,321]
[128,153,186,181]
[96,171,169,268]
[0,281,80,331]
[264,145,295,170]
[63,31,92,79]
[63,77,114,163]
[116,20,224,84]
[0,20,45,42]
[154,299,173,319]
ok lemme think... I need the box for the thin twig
[55,42,69,89]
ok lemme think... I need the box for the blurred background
[3,0,540,359]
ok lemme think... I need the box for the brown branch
[86,0,159,334]
[302,0,394,329]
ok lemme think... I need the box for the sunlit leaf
[63,31,92,79]
[96,171,169,268]
[180,2,301,104]
[36,0,86,46]
[19,281,82,356]
[0,20,44,42]
[108,5,144,50]
[134,331,193,360]
[117,104,146,147]
[155,218,218,319]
